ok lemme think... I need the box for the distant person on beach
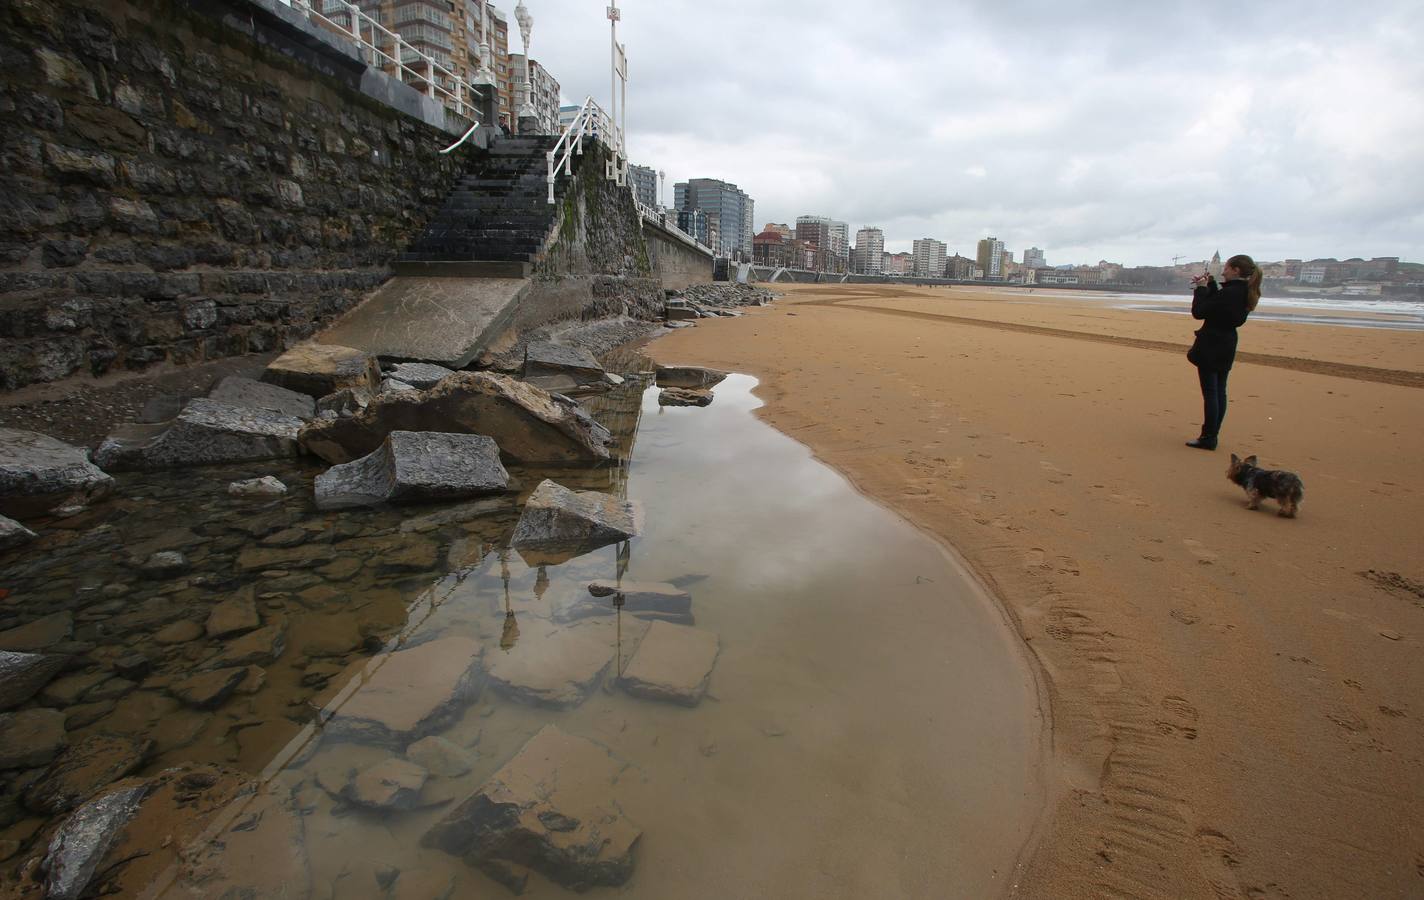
[1185,254,1261,450]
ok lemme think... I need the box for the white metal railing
[279,0,480,123]
[546,96,620,204]
[633,198,713,255]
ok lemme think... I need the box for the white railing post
[546,149,555,204]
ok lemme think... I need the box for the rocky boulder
[208,375,316,418]
[0,650,68,709]
[523,342,606,383]
[0,610,74,651]
[386,362,455,390]
[43,783,149,900]
[315,387,371,419]
[320,636,483,748]
[485,619,615,709]
[0,707,68,769]
[314,431,509,511]
[0,512,36,550]
[0,428,115,519]
[423,725,640,892]
[510,480,643,554]
[261,343,380,399]
[24,733,152,815]
[18,765,311,900]
[618,621,720,706]
[658,387,713,407]
[655,365,727,389]
[343,758,428,811]
[94,399,304,471]
[228,475,288,499]
[298,372,612,465]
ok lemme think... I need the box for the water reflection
[0,362,1042,899]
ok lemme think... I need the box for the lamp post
[514,1,533,134]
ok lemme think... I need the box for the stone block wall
[0,0,469,390]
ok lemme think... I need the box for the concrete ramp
[318,276,529,368]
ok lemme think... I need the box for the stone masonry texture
[0,0,468,390]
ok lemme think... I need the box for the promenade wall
[0,0,469,390]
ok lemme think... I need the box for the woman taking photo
[1185,254,1262,450]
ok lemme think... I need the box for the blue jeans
[1198,368,1229,439]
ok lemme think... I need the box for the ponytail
[1228,254,1261,311]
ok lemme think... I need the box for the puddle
[0,366,1042,898]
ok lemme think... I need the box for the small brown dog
[1227,454,1304,518]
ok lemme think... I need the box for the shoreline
[645,283,1424,898]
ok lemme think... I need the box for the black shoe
[1185,438,1217,450]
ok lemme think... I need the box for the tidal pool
[0,369,1044,899]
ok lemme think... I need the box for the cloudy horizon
[530,0,1422,268]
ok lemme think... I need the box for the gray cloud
[532,0,1423,265]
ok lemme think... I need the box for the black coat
[1188,278,1250,371]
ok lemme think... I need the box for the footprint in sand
[1170,608,1200,625]
[1183,539,1218,565]
[1162,695,1200,721]
[1195,828,1246,898]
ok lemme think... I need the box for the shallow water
[0,370,1042,899]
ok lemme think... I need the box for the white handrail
[281,0,480,124]
[439,119,483,154]
[546,95,617,203]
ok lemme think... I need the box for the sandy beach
[648,284,1424,899]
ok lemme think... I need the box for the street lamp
[514,1,533,133]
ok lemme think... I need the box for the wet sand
[648,284,1424,899]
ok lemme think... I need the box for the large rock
[486,618,615,709]
[658,387,713,407]
[618,621,720,706]
[208,375,316,418]
[205,589,260,638]
[228,475,288,498]
[406,736,476,778]
[386,362,455,390]
[320,636,482,747]
[423,725,640,892]
[0,610,74,651]
[0,707,68,769]
[344,758,428,811]
[315,431,509,511]
[0,650,68,710]
[523,342,606,383]
[205,620,287,669]
[93,399,304,471]
[0,428,115,519]
[43,783,148,900]
[261,343,380,399]
[169,667,248,710]
[655,365,727,389]
[298,372,612,465]
[24,733,152,815]
[0,512,36,550]
[510,480,642,554]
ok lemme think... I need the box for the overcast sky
[531,1,1423,266]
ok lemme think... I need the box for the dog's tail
[1283,474,1304,517]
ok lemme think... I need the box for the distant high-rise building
[677,208,710,247]
[976,237,1005,278]
[852,227,885,274]
[794,215,847,272]
[1023,247,1046,269]
[508,55,561,135]
[762,223,792,239]
[628,164,658,209]
[675,179,754,259]
[912,238,947,278]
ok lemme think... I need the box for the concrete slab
[319,276,529,367]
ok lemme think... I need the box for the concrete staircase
[395,134,566,278]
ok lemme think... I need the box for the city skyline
[532,1,1422,268]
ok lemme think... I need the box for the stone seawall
[0,0,469,390]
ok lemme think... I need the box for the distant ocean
[997,288,1424,331]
